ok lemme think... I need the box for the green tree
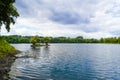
[100,38,104,43]
[0,0,19,35]
[30,35,40,46]
[44,37,51,46]
[118,37,120,43]
[76,36,83,39]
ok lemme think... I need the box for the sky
[1,0,120,38]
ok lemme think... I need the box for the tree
[30,35,40,46]
[0,0,19,35]
[118,37,120,43]
[76,36,83,39]
[44,37,51,46]
[100,38,104,43]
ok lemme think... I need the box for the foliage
[99,37,118,43]
[0,0,19,32]
[44,37,51,43]
[0,0,19,57]
[43,37,51,46]
[30,35,40,45]
[0,37,19,57]
[3,35,120,44]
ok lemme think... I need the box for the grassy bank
[0,37,20,57]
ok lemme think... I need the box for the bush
[0,37,19,57]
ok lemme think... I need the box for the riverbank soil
[0,57,16,79]
[0,37,20,79]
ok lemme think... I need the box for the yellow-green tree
[30,35,40,46]
[44,37,51,46]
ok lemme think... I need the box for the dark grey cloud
[49,10,90,25]
[81,27,100,33]
[15,0,28,9]
[15,0,43,17]
[15,0,30,17]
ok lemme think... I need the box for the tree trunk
[45,42,48,46]
[33,42,36,46]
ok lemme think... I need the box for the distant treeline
[2,35,120,44]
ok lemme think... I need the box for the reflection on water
[9,44,120,80]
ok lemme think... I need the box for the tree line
[2,35,120,44]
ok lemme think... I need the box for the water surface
[9,44,120,80]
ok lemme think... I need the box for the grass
[0,37,20,57]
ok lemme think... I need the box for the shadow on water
[30,46,50,58]
[15,46,41,59]
[42,47,50,55]
[30,47,41,58]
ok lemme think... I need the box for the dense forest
[2,35,120,44]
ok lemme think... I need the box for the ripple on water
[9,44,120,80]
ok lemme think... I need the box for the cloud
[1,0,120,39]
[49,11,90,24]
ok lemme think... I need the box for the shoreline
[0,56,16,80]
[0,50,21,80]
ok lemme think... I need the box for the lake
[9,44,120,80]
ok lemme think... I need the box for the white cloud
[1,0,120,39]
